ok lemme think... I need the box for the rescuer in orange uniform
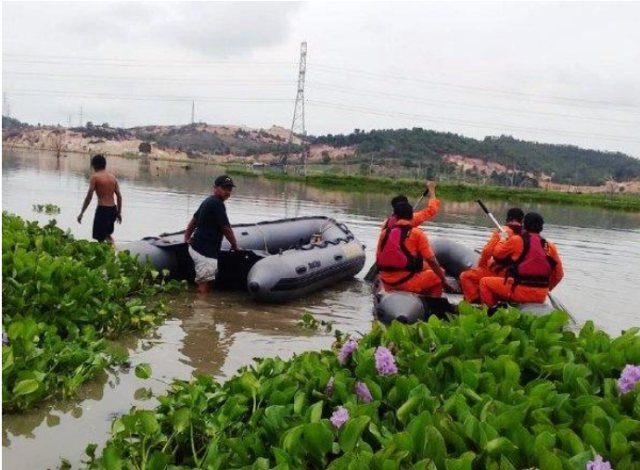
[479,212,564,306]
[459,208,524,303]
[376,201,452,296]
[382,181,441,230]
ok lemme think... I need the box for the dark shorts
[93,206,118,242]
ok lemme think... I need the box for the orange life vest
[508,232,556,287]
[376,225,423,273]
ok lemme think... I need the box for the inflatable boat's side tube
[430,238,478,278]
[247,239,365,302]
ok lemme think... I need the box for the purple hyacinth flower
[375,346,398,375]
[617,364,640,394]
[338,338,358,365]
[2,332,8,346]
[330,406,349,429]
[586,455,612,470]
[355,381,373,403]
[324,377,335,396]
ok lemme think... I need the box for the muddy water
[3,149,640,468]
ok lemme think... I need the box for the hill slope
[312,128,640,186]
[3,117,639,187]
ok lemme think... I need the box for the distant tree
[139,142,152,154]
[86,121,94,129]
[101,122,110,128]
[321,151,331,165]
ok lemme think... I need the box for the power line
[307,81,640,125]
[3,52,296,65]
[5,88,294,104]
[310,63,640,111]
[3,70,295,85]
[307,99,640,144]
[6,53,637,111]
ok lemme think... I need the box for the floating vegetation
[85,305,640,468]
[32,203,61,215]
[2,213,182,411]
[298,312,334,332]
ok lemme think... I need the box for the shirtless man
[77,154,122,245]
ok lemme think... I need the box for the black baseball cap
[214,175,236,188]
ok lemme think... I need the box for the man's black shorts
[93,205,118,242]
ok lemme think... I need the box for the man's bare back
[92,170,119,206]
[77,154,123,244]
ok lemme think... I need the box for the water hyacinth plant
[617,364,640,394]
[2,213,181,411]
[374,345,398,375]
[587,455,613,470]
[85,304,640,469]
[337,338,358,365]
[330,406,349,429]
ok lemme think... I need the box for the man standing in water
[184,175,240,294]
[77,154,122,245]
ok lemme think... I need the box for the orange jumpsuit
[459,226,516,302]
[382,198,441,230]
[479,235,564,306]
[377,219,443,296]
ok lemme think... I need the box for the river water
[3,149,640,468]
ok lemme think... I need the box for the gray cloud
[3,2,640,157]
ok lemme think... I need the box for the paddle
[476,199,507,235]
[363,189,429,283]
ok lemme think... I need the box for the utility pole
[191,100,195,125]
[67,114,72,128]
[283,41,307,173]
[79,106,84,127]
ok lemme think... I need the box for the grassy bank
[1,213,182,411]
[226,167,640,212]
[86,306,640,469]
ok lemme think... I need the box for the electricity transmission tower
[2,92,10,118]
[282,41,307,170]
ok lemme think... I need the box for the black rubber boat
[374,238,571,324]
[119,216,366,302]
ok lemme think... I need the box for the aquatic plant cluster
[1,213,180,411]
[86,305,640,469]
[226,167,640,212]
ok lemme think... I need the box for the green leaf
[582,422,606,453]
[172,407,191,434]
[302,422,333,459]
[339,416,370,452]
[12,379,40,397]
[309,401,323,423]
[138,410,160,435]
[485,437,518,456]
[147,451,170,470]
[102,445,122,470]
[424,425,447,467]
[537,449,562,470]
[134,363,152,379]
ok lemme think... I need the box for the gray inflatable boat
[119,216,366,302]
[374,238,570,324]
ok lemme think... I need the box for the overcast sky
[3,1,640,157]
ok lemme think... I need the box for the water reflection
[3,149,640,468]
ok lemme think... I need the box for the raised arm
[411,181,440,226]
[77,175,96,223]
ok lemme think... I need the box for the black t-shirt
[190,195,230,258]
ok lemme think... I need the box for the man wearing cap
[184,175,240,294]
